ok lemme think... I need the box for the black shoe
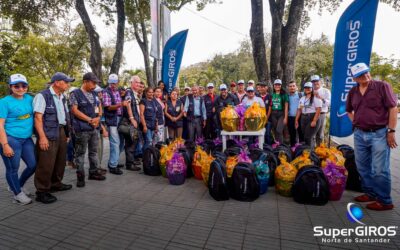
[77,172,86,187]
[50,183,73,193]
[126,165,141,171]
[109,167,123,175]
[117,164,125,168]
[89,172,106,180]
[133,160,142,166]
[36,192,57,204]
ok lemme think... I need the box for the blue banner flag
[330,0,379,137]
[162,30,188,93]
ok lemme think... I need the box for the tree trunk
[268,0,285,81]
[250,0,269,83]
[110,0,125,74]
[280,0,304,87]
[152,58,157,87]
[75,0,102,83]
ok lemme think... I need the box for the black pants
[300,113,320,150]
[120,131,138,168]
[204,116,216,139]
[288,116,304,146]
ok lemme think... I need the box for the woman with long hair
[0,74,36,205]
[154,87,165,142]
[270,79,289,144]
[295,82,322,149]
[165,90,184,140]
[139,87,158,150]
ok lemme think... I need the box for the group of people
[0,62,397,211]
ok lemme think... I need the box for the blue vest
[103,87,118,126]
[187,95,204,121]
[71,89,97,132]
[166,99,183,128]
[142,98,157,130]
[124,89,140,122]
[154,100,164,126]
[40,89,70,140]
[203,94,215,118]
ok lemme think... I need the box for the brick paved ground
[0,126,399,250]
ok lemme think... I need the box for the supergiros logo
[313,203,398,244]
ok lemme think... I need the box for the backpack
[263,143,274,153]
[249,148,264,162]
[178,148,193,177]
[212,151,227,162]
[143,146,161,176]
[273,144,293,164]
[208,159,230,201]
[166,152,187,185]
[337,144,362,192]
[293,145,320,167]
[229,162,260,202]
[224,146,242,157]
[253,154,270,194]
[292,165,330,205]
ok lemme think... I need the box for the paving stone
[242,234,280,250]
[90,229,138,249]
[15,235,59,250]
[185,209,219,228]
[165,242,204,250]
[281,239,320,250]
[205,228,244,250]
[51,242,87,250]
[127,235,168,250]
[171,224,212,248]
[117,214,155,233]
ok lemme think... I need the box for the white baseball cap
[9,73,28,85]
[248,80,255,84]
[108,73,119,84]
[351,63,370,78]
[219,84,227,90]
[238,79,245,84]
[311,75,320,82]
[246,86,255,92]
[304,82,313,88]
[273,79,282,85]
[207,82,214,88]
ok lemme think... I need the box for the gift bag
[220,105,239,132]
[244,103,267,131]
[323,162,348,201]
[275,157,298,197]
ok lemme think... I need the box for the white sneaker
[8,186,32,197]
[14,192,32,205]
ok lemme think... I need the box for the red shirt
[346,80,397,130]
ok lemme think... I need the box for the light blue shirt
[33,86,67,125]
[0,94,34,139]
[288,92,301,117]
[184,96,207,120]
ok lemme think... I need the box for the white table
[221,128,265,151]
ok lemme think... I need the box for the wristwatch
[387,128,396,133]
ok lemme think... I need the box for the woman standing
[0,74,36,205]
[270,79,289,144]
[139,87,158,150]
[295,82,322,149]
[154,87,165,142]
[165,90,184,140]
[158,80,169,102]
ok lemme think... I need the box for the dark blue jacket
[140,98,157,130]
[103,87,118,127]
[71,89,97,133]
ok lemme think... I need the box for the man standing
[203,83,216,139]
[229,81,237,95]
[287,81,304,146]
[33,72,74,204]
[257,82,273,145]
[346,62,397,211]
[70,72,106,187]
[102,74,125,175]
[181,86,191,139]
[235,80,247,102]
[198,86,205,97]
[311,75,331,146]
[184,86,206,141]
[214,84,239,133]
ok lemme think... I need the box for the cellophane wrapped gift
[166,152,187,185]
[323,162,348,201]
[290,150,313,170]
[220,105,239,132]
[275,157,298,197]
[244,103,267,131]
[315,143,345,168]
[235,104,247,131]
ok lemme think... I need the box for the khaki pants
[34,127,67,192]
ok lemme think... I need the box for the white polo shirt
[299,96,322,114]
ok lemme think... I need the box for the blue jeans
[107,118,121,168]
[264,122,273,145]
[354,128,392,204]
[0,136,36,195]
[67,135,75,162]
[143,129,154,151]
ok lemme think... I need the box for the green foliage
[370,53,400,94]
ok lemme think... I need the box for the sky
[93,0,400,71]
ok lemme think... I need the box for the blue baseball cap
[51,72,75,83]
[9,73,28,85]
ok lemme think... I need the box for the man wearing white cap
[311,75,331,146]
[235,80,247,102]
[346,62,397,211]
[203,83,217,139]
[214,84,239,133]
[102,74,127,175]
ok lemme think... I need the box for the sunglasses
[247,90,254,93]
[12,84,28,90]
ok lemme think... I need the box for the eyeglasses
[11,84,28,90]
